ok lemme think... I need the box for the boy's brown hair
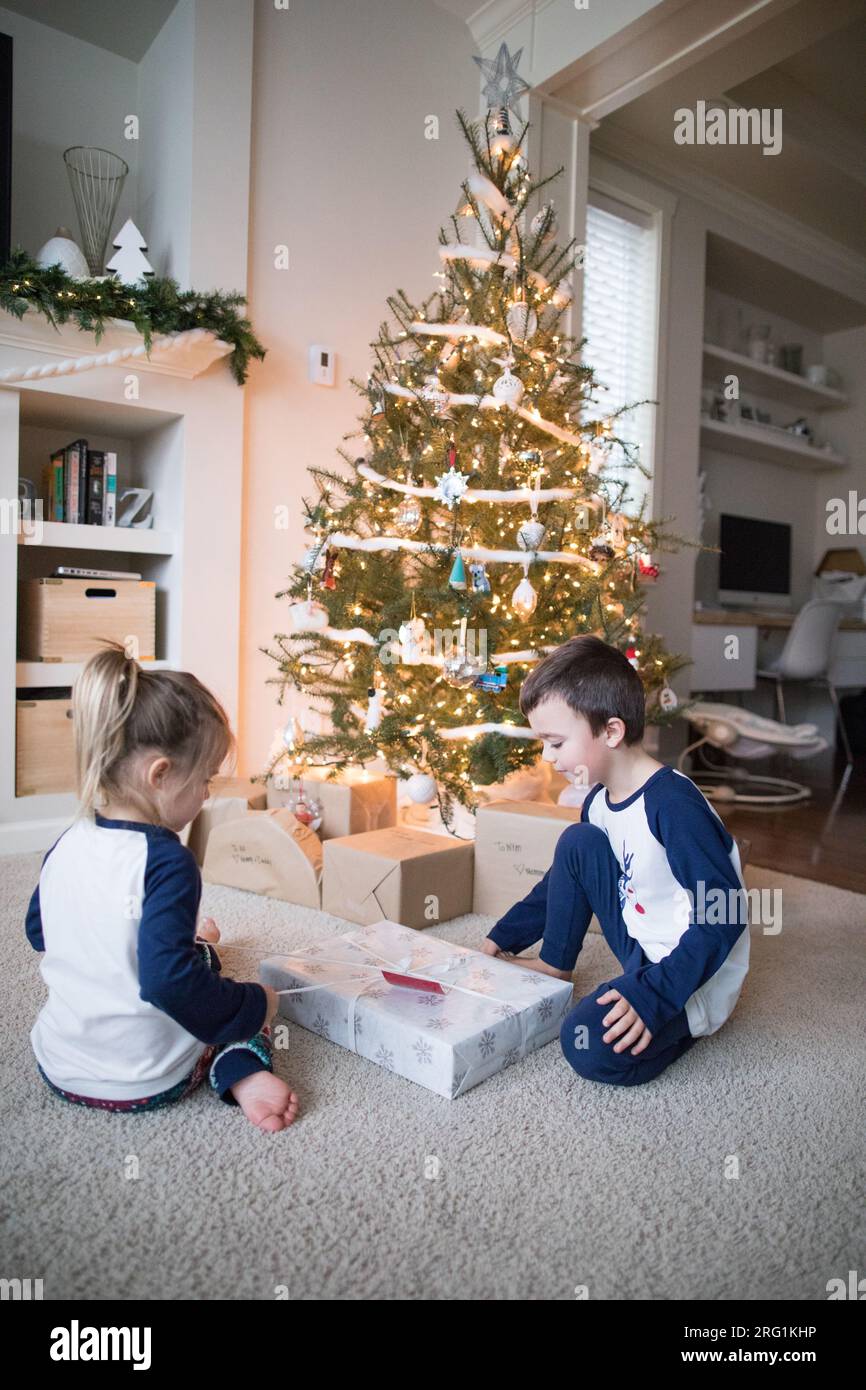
[518,634,645,744]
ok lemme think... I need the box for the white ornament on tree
[506,298,538,345]
[364,685,385,732]
[492,364,524,407]
[105,218,154,283]
[288,597,330,631]
[398,615,429,664]
[531,202,558,242]
[420,374,452,415]
[406,772,437,804]
[433,468,469,508]
[517,518,546,551]
[511,558,537,616]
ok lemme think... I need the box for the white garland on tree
[381,380,592,454]
[357,462,585,505]
[323,530,601,570]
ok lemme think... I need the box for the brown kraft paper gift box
[472,800,603,931]
[267,767,397,840]
[202,807,322,907]
[322,825,474,930]
[185,776,268,866]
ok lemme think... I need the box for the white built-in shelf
[16,658,173,688]
[0,311,233,380]
[17,521,174,554]
[702,343,848,411]
[700,417,847,471]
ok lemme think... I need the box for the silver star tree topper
[473,42,531,118]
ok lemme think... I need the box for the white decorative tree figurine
[105,218,154,283]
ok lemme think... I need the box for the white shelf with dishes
[702,342,848,412]
[699,416,847,471]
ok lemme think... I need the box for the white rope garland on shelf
[357,462,580,504]
[325,530,601,571]
[0,326,216,384]
[381,379,591,453]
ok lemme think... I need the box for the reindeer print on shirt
[618,841,646,915]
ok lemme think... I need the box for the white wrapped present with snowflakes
[260,919,573,1099]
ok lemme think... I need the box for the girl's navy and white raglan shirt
[26,812,268,1101]
[581,766,750,1038]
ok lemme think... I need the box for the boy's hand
[596,989,653,1055]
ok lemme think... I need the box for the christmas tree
[263,57,692,829]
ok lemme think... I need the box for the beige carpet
[1,850,863,1301]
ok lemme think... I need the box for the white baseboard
[0,818,71,856]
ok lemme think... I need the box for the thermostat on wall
[309,345,336,386]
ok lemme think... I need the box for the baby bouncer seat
[678,701,829,806]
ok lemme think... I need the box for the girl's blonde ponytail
[72,639,234,822]
[73,641,140,818]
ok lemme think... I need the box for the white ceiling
[0,0,179,62]
[555,2,866,257]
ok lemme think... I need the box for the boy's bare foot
[197,916,220,944]
[230,1071,300,1133]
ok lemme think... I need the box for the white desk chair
[756,599,853,766]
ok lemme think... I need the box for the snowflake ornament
[433,468,469,508]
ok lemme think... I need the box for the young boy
[481,634,750,1087]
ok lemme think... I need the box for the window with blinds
[581,189,659,518]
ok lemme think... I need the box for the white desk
[691,608,866,692]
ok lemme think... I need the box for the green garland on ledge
[0,247,266,385]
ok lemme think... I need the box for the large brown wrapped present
[322,825,473,930]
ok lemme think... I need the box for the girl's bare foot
[480,937,503,957]
[197,916,220,944]
[230,1071,300,1132]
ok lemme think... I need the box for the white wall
[239,0,479,776]
[137,0,193,283]
[1,4,139,261]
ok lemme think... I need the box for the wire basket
[63,146,129,276]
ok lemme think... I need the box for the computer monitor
[717,513,792,609]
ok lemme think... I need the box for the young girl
[25,641,300,1133]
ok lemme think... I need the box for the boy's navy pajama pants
[486,822,698,1087]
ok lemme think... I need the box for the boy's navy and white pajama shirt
[26,813,272,1112]
[486,767,750,1086]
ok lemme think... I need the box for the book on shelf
[41,451,65,522]
[63,438,88,525]
[39,443,119,526]
[85,449,104,526]
[103,452,117,526]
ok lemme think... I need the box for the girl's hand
[262,985,281,1029]
[596,988,653,1055]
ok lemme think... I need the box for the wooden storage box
[16,694,76,796]
[18,577,156,662]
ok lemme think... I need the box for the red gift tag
[381,970,446,994]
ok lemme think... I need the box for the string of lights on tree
[262,43,695,829]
